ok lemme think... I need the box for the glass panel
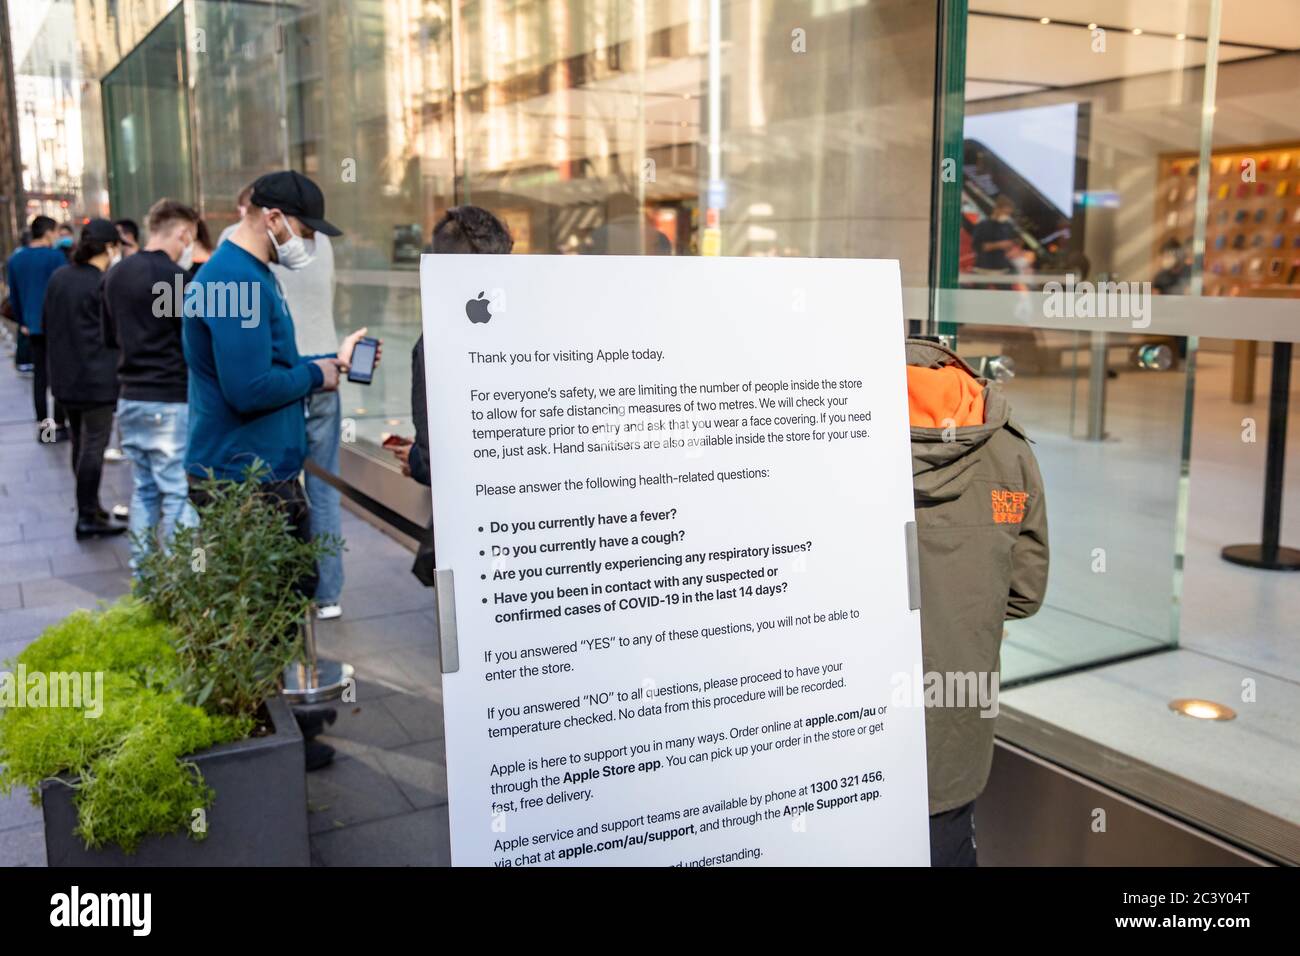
[934,1,1223,683]
[277,0,939,451]
[278,0,458,455]
[101,4,193,220]
[188,0,289,234]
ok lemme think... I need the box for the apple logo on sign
[466,291,492,324]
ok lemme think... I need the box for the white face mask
[268,218,314,270]
[177,242,195,270]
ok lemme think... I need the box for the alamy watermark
[1043,273,1151,329]
[890,669,999,718]
[0,665,104,718]
[152,275,261,328]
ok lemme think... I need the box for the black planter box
[41,694,309,866]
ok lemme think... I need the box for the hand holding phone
[347,336,380,385]
[340,327,383,385]
[384,434,415,476]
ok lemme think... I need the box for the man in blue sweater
[7,215,72,441]
[183,170,374,590]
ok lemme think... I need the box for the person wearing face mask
[56,223,75,259]
[102,199,203,570]
[42,219,127,539]
[269,202,346,620]
[970,195,1022,286]
[6,215,71,441]
[184,170,375,771]
[181,219,215,281]
[114,218,140,257]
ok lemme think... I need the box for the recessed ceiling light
[1169,698,1236,720]
[1040,17,1051,24]
[1175,32,1186,40]
[1087,23,1098,30]
[1132,27,1143,35]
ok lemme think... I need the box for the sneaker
[316,604,342,621]
[103,447,126,463]
[111,504,130,520]
[16,363,33,374]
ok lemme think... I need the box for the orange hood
[906,363,986,428]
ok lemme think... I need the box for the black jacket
[409,335,431,487]
[42,262,119,406]
[101,249,188,403]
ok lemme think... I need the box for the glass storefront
[102,4,194,217]
[31,0,1300,856]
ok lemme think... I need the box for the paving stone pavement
[0,345,449,866]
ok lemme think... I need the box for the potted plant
[0,470,336,865]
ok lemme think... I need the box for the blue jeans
[304,391,344,604]
[117,399,198,571]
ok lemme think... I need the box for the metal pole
[1086,329,1107,441]
[1260,342,1291,559]
[1221,341,1300,571]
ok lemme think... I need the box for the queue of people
[5,190,1051,858]
[4,170,368,627]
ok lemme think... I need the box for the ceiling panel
[970,0,1300,49]
[967,16,1272,88]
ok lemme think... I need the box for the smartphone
[347,336,379,385]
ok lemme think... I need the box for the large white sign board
[420,255,928,866]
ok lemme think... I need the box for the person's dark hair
[72,236,112,266]
[57,223,74,236]
[114,218,140,242]
[145,199,199,235]
[18,229,31,247]
[30,215,57,240]
[993,195,1014,212]
[431,206,513,254]
[1160,237,1182,254]
[195,219,213,253]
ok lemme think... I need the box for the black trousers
[929,800,978,867]
[65,403,115,522]
[188,476,319,600]
[14,327,31,367]
[28,334,67,425]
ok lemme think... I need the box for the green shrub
[0,599,251,852]
[135,467,339,718]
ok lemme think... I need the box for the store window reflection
[931,2,1300,684]
[102,5,193,220]
[270,0,938,451]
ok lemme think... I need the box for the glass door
[931,0,1226,684]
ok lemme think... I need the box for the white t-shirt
[269,233,338,357]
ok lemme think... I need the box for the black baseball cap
[81,218,121,243]
[249,170,342,237]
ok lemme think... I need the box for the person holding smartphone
[184,170,379,772]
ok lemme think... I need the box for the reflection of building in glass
[9,0,83,220]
